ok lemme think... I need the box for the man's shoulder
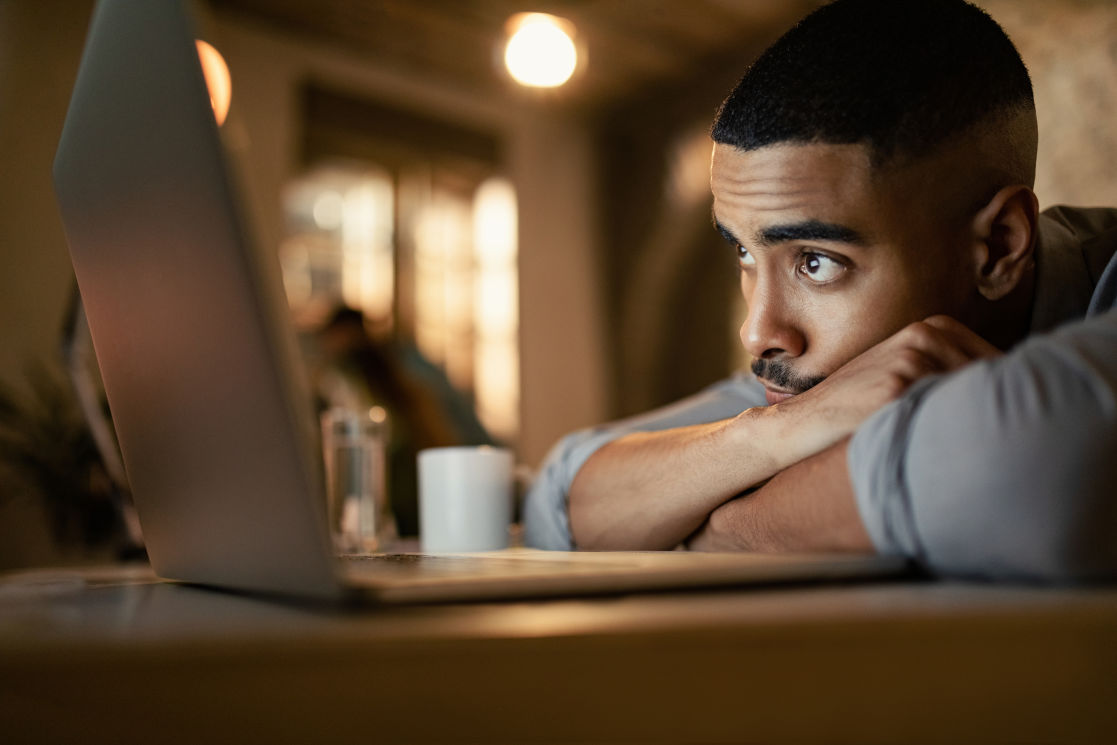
[1041,205,1117,273]
[1037,205,1117,316]
[1041,204,1117,236]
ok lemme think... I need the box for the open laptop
[52,0,909,604]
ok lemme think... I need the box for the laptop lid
[53,0,344,601]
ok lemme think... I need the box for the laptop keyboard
[342,552,631,577]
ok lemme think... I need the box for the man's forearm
[569,408,792,550]
[687,438,874,553]
[568,316,998,553]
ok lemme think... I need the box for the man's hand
[760,315,1002,465]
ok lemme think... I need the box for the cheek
[800,277,927,374]
[886,223,976,316]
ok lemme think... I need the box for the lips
[763,386,795,405]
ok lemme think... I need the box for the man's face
[711,142,977,405]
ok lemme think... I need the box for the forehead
[710,142,881,236]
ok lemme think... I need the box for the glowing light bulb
[195,39,232,126]
[503,14,578,88]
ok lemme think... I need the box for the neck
[975,263,1037,351]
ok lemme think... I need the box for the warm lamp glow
[195,39,231,126]
[503,13,577,88]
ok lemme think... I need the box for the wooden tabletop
[1,564,1116,744]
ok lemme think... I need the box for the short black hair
[712,0,1034,165]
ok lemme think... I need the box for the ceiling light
[503,13,578,88]
[195,39,231,126]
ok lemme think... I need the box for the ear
[971,185,1039,301]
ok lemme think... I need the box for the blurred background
[2,0,1116,567]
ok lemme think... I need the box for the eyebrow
[757,220,867,247]
[714,219,740,247]
[713,215,867,248]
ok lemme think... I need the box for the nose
[740,279,805,360]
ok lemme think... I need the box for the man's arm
[570,316,1000,551]
[694,309,1117,582]
[522,376,766,550]
[685,439,872,553]
[848,308,1117,581]
[569,412,797,551]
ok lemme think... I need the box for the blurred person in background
[316,306,493,535]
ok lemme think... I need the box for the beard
[750,358,826,394]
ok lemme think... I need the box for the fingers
[798,316,1000,431]
[920,315,1002,359]
[891,345,955,380]
[884,316,997,377]
[906,328,973,372]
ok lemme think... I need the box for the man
[522,0,1117,581]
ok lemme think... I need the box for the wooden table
[1,564,1115,744]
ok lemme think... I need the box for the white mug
[417,446,513,553]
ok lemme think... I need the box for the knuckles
[895,320,943,349]
[892,346,930,370]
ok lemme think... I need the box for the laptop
[52,0,909,604]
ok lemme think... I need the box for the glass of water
[320,406,394,554]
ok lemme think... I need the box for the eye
[737,245,756,268]
[796,252,844,283]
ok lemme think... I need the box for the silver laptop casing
[55,0,344,601]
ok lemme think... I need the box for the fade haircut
[712,0,1034,167]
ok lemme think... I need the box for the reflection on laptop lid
[54,0,909,605]
[55,0,343,600]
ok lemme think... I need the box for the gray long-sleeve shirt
[522,206,1117,581]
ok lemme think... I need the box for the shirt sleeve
[522,374,767,550]
[848,307,1117,582]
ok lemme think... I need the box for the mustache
[750,358,825,394]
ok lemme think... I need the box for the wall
[0,1,91,397]
[0,0,96,568]
[983,0,1117,209]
